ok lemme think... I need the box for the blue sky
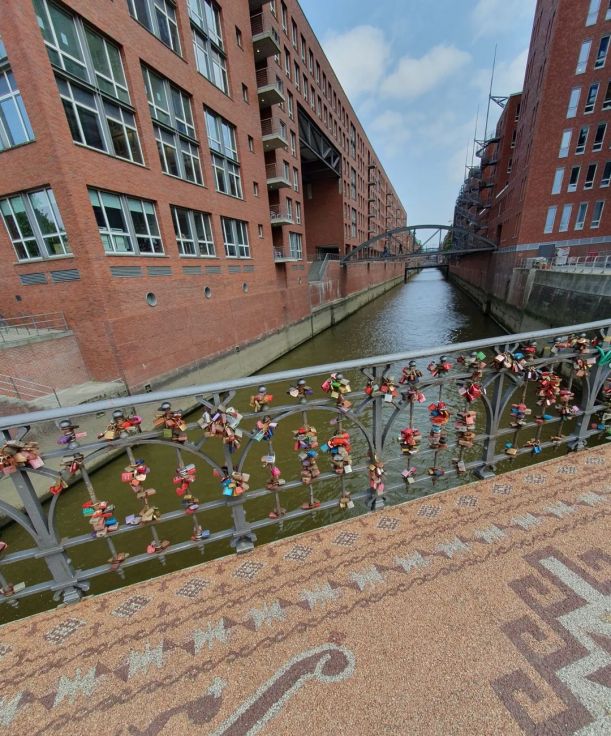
[299,0,537,226]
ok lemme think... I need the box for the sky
[298,0,537,227]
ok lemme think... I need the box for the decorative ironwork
[0,319,609,609]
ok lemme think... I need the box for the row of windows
[566,79,611,118]
[552,161,611,193]
[0,186,258,261]
[0,36,34,152]
[576,35,610,74]
[585,0,611,26]
[559,119,611,157]
[126,0,228,94]
[544,200,605,233]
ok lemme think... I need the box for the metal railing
[0,373,61,406]
[524,255,611,273]
[250,12,280,42]
[269,204,293,223]
[256,67,284,93]
[260,117,287,140]
[0,311,69,343]
[0,319,609,609]
[266,162,290,181]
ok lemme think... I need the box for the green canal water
[0,271,573,623]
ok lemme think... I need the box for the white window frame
[593,122,606,151]
[559,204,572,232]
[584,162,597,188]
[221,216,250,258]
[568,165,580,192]
[189,0,228,94]
[544,205,557,233]
[567,87,581,118]
[171,205,215,257]
[127,0,181,54]
[0,57,35,151]
[595,36,610,68]
[205,108,242,198]
[552,167,564,194]
[575,202,588,230]
[591,200,604,228]
[559,129,572,158]
[293,166,299,192]
[295,201,302,224]
[576,40,592,73]
[584,82,600,113]
[576,126,589,154]
[0,187,70,261]
[601,160,611,187]
[89,188,164,255]
[289,231,302,259]
[586,0,601,25]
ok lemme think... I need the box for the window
[269,0,276,17]
[0,39,35,151]
[221,217,249,257]
[576,126,588,153]
[142,66,202,184]
[586,0,601,24]
[591,200,604,227]
[552,167,564,194]
[242,83,249,103]
[205,109,242,197]
[607,0,611,20]
[284,47,290,77]
[593,122,607,150]
[248,135,254,152]
[585,163,597,188]
[576,40,592,73]
[567,87,581,117]
[544,205,557,233]
[350,208,357,238]
[311,85,315,109]
[308,49,314,73]
[507,157,513,173]
[601,160,611,187]
[290,130,296,156]
[559,204,572,232]
[0,188,70,261]
[568,165,580,191]
[286,198,293,219]
[294,61,300,90]
[584,82,599,112]
[603,81,611,109]
[89,189,163,254]
[293,166,299,191]
[258,224,264,238]
[188,0,228,94]
[171,206,215,256]
[289,231,302,259]
[575,203,588,230]
[296,201,302,224]
[127,0,180,53]
[303,74,308,99]
[350,167,357,199]
[291,20,298,48]
[595,36,610,68]
[281,2,287,32]
[34,0,143,163]
[300,35,306,62]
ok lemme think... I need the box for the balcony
[257,68,285,107]
[261,117,288,151]
[266,162,291,189]
[273,246,300,262]
[269,204,294,226]
[251,13,281,58]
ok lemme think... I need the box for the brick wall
[0,335,90,390]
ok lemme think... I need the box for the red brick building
[453,0,610,300]
[0,0,407,389]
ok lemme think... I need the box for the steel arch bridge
[340,224,497,268]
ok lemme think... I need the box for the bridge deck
[1,446,609,735]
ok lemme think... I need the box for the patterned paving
[0,446,609,735]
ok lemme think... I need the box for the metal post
[369,365,385,510]
[8,465,85,604]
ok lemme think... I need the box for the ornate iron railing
[0,319,610,611]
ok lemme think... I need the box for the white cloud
[369,111,412,155]
[474,47,529,96]
[381,45,471,99]
[322,25,390,98]
[471,0,536,38]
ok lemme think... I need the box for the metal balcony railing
[0,319,609,609]
[250,13,281,57]
[269,204,293,224]
[524,255,611,274]
[0,374,61,405]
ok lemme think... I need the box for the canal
[0,271,504,622]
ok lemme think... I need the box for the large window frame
[221,216,250,258]
[601,161,611,187]
[288,231,302,259]
[188,0,228,94]
[0,36,35,151]
[575,202,588,230]
[171,205,215,257]
[0,187,70,261]
[576,40,592,73]
[89,188,164,255]
[34,0,143,165]
[127,0,181,54]
[591,200,604,228]
[205,109,242,198]
[142,66,203,185]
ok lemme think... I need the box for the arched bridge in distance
[339,225,497,272]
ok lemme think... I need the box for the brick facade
[453,0,610,300]
[0,0,408,389]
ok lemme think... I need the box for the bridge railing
[0,319,609,610]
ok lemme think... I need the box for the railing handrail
[0,373,56,391]
[1,318,610,429]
